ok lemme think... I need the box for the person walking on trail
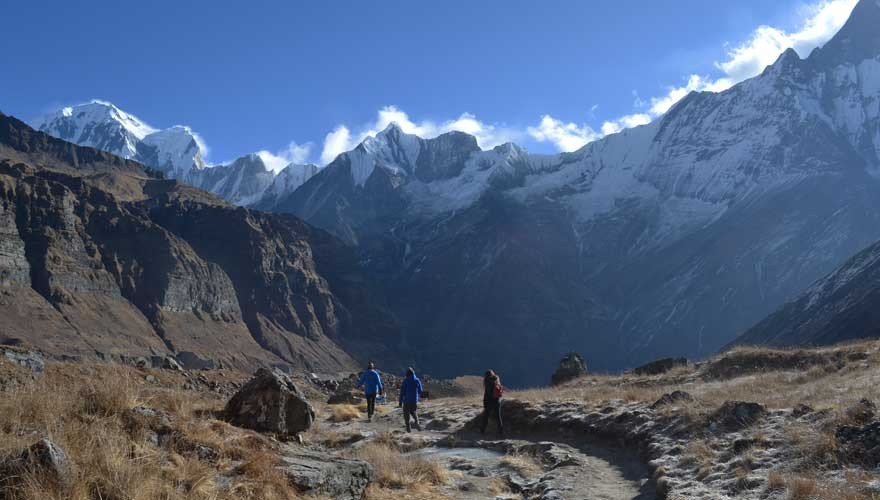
[480,370,504,436]
[357,361,383,422]
[398,367,423,432]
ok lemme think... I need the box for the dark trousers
[365,394,377,417]
[403,402,420,432]
[480,399,503,435]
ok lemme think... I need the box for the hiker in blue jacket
[398,367,423,432]
[357,361,383,422]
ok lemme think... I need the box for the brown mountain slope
[0,112,401,372]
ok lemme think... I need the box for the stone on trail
[550,352,587,386]
[223,368,315,435]
[280,447,373,500]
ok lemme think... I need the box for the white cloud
[256,141,313,173]
[719,0,857,82]
[527,115,601,151]
[319,105,522,165]
[530,0,857,152]
[600,113,652,136]
[321,126,354,165]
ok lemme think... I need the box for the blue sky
[1,0,858,168]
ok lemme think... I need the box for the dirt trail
[324,400,655,499]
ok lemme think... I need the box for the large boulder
[550,352,587,386]
[280,447,373,500]
[223,368,315,435]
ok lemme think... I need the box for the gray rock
[3,349,45,375]
[710,401,766,430]
[280,447,373,500]
[651,391,694,410]
[176,351,216,370]
[550,352,587,386]
[224,368,315,435]
[0,439,72,490]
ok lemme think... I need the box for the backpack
[492,381,504,399]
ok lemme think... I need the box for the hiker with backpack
[356,361,383,422]
[398,367,423,432]
[480,369,504,436]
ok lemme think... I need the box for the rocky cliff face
[0,112,400,372]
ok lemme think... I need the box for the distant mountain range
[21,0,880,385]
[34,101,319,207]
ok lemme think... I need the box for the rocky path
[323,400,656,499]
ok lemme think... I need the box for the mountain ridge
[0,112,403,373]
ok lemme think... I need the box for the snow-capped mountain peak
[32,100,209,177]
[140,125,206,176]
[33,100,157,159]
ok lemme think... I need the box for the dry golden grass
[506,340,880,413]
[327,404,362,422]
[766,470,787,493]
[487,476,513,496]
[787,476,819,500]
[355,401,388,415]
[363,484,449,500]
[0,362,301,500]
[351,442,448,490]
[499,451,543,477]
[301,421,364,449]
[679,439,714,470]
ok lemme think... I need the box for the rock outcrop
[280,447,373,500]
[550,352,587,386]
[224,368,315,435]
